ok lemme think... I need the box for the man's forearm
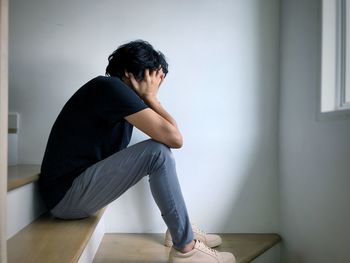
[143,96,180,130]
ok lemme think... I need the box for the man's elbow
[168,133,183,149]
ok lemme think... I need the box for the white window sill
[317,108,350,121]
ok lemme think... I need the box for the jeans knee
[146,140,175,167]
[147,139,172,155]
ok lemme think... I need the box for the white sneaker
[165,223,222,248]
[169,239,236,263]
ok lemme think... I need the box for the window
[321,0,350,114]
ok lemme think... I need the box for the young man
[38,40,236,263]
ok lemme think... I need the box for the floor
[93,233,281,263]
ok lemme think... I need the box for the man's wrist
[142,94,159,105]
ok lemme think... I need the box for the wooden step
[7,164,40,191]
[8,208,106,263]
[93,233,281,263]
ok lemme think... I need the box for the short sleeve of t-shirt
[95,76,148,123]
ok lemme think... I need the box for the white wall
[279,0,350,262]
[9,0,280,235]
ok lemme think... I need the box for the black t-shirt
[38,76,148,210]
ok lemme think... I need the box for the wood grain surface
[93,233,281,263]
[8,208,106,263]
[7,165,41,191]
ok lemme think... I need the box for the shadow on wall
[219,0,280,234]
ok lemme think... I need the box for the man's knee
[146,139,174,161]
[145,140,176,175]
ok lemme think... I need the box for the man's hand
[127,68,165,100]
[124,68,183,148]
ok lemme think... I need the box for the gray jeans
[50,139,194,249]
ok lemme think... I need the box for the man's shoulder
[93,75,124,86]
[77,76,142,108]
[73,76,126,99]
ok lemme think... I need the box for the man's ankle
[178,240,195,253]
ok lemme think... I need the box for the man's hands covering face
[127,68,165,100]
[124,68,183,148]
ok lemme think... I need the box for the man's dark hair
[105,40,168,81]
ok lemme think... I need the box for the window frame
[319,0,350,120]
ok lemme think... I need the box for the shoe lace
[196,240,218,257]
